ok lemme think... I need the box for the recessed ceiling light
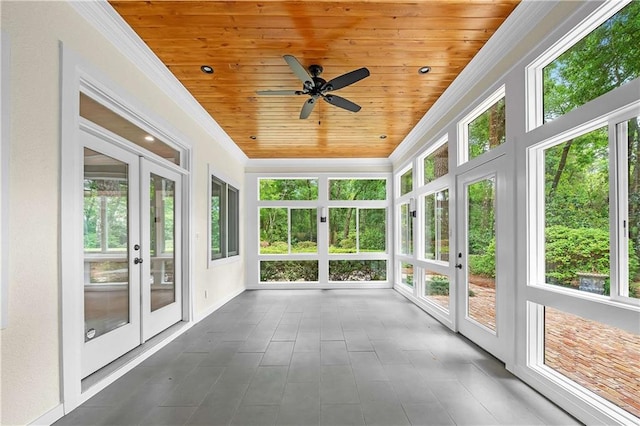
[250,135,257,140]
[418,66,431,74]
[144,135,155,142]
[201,65,214,74]
[380,135,387,139]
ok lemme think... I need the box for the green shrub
[260,241,288,254]
[469,239,496,277]
[426,275,449,296]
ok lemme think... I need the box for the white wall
[0,2,245,424]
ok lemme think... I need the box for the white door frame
[455,155,513,362]
[60,47,193,413]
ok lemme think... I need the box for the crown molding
[69,0,249,165]
[389,0,558,165]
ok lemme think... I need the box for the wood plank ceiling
[109,1,520,159]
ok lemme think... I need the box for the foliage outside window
[543,2,640,124]
[401,262,414,287]
[259,178,318,200]
[424,190,449,262]
[329,178,386,200]
[329,260,387,282]
[260,260,319,282]
[329,208,385,254]
[424,270,449,310]
[467,97,506,161]
[400,168,413,196]
[622,116,640,299]
[260,208,317,254]
[424,142,449,184]
[400,203,413,255]
[210,175,239,261]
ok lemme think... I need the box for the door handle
[134,257,143,264]
[455,263,462,269]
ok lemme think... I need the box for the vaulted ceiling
[109,1,520,159]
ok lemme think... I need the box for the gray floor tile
[200,381,249,407]
[282,381,320,405]
[321,340,350,365]
[139,406,197,425]
[361,401,410,426]
[231,404,279,426]
[160,366,224,406]
[288,351,321,382]
[320,404,365,426]
[356,380,398,403]
[242,366,288,405]
[277,401,320,426]
[320,378,360,404]
[402,402,455,425]
[272,323,299,341]
[261,341,295,366]
[295,331,321,352]
[321,365,354,382]
[52,407,111,426]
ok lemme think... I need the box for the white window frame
[457,85,506,166]
[208,167,240,264]
[525,0,633,131]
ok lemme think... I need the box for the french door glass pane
[83,148,130,342]
[150,173,176,312]
[625,116,640,299]
[467,178,496,331]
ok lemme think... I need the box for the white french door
[81,131,182,377]
[455,156,511,361]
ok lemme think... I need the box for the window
[210,175,239,261]
[329,260,387,282]
[260,207,317,254]
[400,262,414,288]
[423,140,449,184]
[328,208,385,254]
[260,178,318,200]
[400,168,413,196]
[329,178,386,200]
[459,87,506,164]
[399,202,413,255]
[260,260,319,282]
[542,2,640,124]
[424,270,449,310]
[424,190,449,262]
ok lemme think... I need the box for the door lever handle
[134,257,143,265]
[455,263,462,269]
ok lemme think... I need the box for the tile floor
[54,289,580,426]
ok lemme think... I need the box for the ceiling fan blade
[323,67,370,91]
[284,55,313,86]
[256,90,302,96]
[300,97,318,119]
[323,94,361,113]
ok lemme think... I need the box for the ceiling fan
[256,55,370,119]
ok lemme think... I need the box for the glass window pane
[150,173,175,312]
[424,270,449,310]
[83,148,129,342]
[468,97,506,160]
[544,127,610,295]
[400,203,413,255]
[401,262,414,287]
[228,186,239,255]
[544,306,640,418]
[211,178,224,259]
[543,2,640,123]
[424,143,449,184]
[359,209,386,252]
[624,116,640,299]
[329,260,387,281]
[329,208,357,254]
[400,169,413,196]
[260,261,319,282]
[259,178,318,200]
[291,208,317,254]
[425,190,449,262]
[260,208,288,254]
[329,179,386,200]
[468,178,496,331]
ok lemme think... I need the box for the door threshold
[81,321,188,393]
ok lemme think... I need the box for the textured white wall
[0,2,244,424]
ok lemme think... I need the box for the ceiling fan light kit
[256,54,370,119]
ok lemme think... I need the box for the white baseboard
[29,403,65,426]
[194,287,245,322]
